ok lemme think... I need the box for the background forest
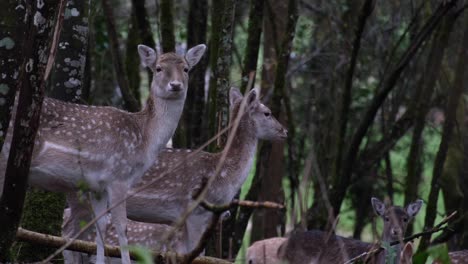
[1,0,468,263]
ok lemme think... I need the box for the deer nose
[169,81,183,91]
[281,128,288,138]
[392,227,402,236]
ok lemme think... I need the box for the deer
[276,197,423,264]
[63,87,288,257]
[246,237,287,264]
[0,44,206,264]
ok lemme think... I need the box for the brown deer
[0,44,206,264]
[64,87,287,257]
[246,237,287,264]
[126,87,287,253]
[276,197,422,264]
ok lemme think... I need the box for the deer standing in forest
[273,197,423,264]
[64,87,288,257]
[0,44,206,264]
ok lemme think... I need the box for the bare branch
[16,228,232,264]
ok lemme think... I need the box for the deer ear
[138,45,157,69]
[186,44,206,68]
[371,197,385,216]
[247,88,259,106]
[229,87,243,106]
[406,199,423,217]
[400,242,413,263]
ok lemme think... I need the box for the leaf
[127,245,154,264]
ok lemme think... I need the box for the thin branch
[16,228,232,264]
[200,199,285,213]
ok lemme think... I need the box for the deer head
[371,197,423,242]
[138,44,206,100]
[229,87,287,141]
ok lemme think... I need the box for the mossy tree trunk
[49,0,90,103]
[205,0,237,151]
[15,1,92,261]
[0,0,62,260]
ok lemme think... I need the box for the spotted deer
[246,237,288,264]
[277,198,422,264]
[0,44,206,264]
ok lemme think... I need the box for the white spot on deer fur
[66,131,72,136]
[220,170,227,178]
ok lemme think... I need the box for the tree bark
[0,1,29,150]
[101,0,140,112]
[207,0,237,151]
[251,0,297,243]
[160,0,176,53]
[183,0,208,148]
[0,0,62,258]
[418,10,468,254]
[239,0,264,93]
[49,0,90,103]
[125,8,142,102]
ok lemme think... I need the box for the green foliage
[413,243,450,264]
[128,245,154,264]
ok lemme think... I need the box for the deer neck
[218,118,257,191]
[139,95,185,170]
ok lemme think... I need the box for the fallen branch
[200,199,285,213]
[344,211,457,264]
[16,228,232,264]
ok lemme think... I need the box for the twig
[200,199,285,213]
[17,228,232,264]
[44,0,67,81]
[343,211,457,264]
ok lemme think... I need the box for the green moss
[11,188,66,262]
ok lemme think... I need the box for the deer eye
[155,66,162,72]
[385,217,390,222]
[184,67,189,73]
[264,112,271,117]
[403,217,408,222]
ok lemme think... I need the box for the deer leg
[108,182,131,264]
[90,193,109,264]
[62,192,93,264]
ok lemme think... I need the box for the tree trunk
[49,0,90,103]
[418,11,468,255]
[206,0,237,151]
[125,8,142,101]
[101,0,140,112]
[160,0,176,53]
[0,0,62,259]
[251,0,297,242]
[183,0,208,148]
[0,1,29,150]
[239,0,264,93]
